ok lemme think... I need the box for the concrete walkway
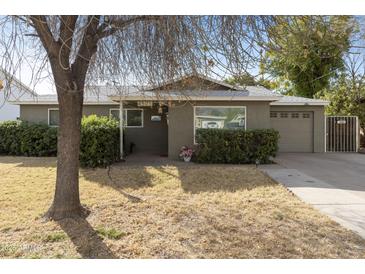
[260,154,365,239]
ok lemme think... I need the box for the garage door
[270,111,313,152]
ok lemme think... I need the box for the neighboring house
[9,74,329,159]
[0,69,36,121]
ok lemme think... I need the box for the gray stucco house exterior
[10,75,329,159]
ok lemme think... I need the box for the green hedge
[80,115,120,168]
[0,121,57,156]
[195,128,279,164]
[0,115,120,167]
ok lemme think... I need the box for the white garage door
[270,111,314,152]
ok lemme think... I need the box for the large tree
[0,15,272,220]
[225,73,276,90]
[318,55,365,135]
[262,16,354,98]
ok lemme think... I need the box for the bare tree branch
[97,15,160,39]
[29,15,60,58]
[58,16,78,69]
[71,16,100,90]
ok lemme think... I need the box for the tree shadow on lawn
[0,156,276,194]
[173,164,277,194]
[80,164,155,203]
[81,161,276,195]
[81,164,154,190]
[0,156,57,168]
[58,217,117,259]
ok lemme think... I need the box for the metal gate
[326,116,359,152]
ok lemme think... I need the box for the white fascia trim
[10,101,119,105]
[109,96,281,102]
[13,96,295,105]
[85,101,118,105]
[270,101,330,106]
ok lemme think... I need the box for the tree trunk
[45,89,87,220]
[28,15,100,220]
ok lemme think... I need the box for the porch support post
[119,99,124,159]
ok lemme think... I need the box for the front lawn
[0,156,364,258]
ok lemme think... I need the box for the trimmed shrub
[195,128,279,164]
[0,115,120,167]
[80,115,120,168]
[0,121,57,156]
[0,121,21,155]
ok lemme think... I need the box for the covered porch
[112,99,169,160]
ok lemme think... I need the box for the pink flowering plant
[179,146,194,161]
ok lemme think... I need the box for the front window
[125,109,143,127]
[110,109,120,121]
[110,108,143,128]
[194,106,246,141]
[48,109,59,126]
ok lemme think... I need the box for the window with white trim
[48,108,59,126]
[109,109,120,121]
[109,108,143,128]
[125,109,143,127]
[194,106,246,141]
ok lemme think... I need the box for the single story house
[9,75,329,159]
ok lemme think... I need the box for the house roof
[0,68,36,96]
[109,85,282,102]
[9,74,329,106]
[10,85,282,104]
[8,86,127,105]
[148,74,241,91]
[271,95,329,106]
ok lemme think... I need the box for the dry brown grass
[0,156,365,259]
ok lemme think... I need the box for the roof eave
[109,95,281,102]
[0,68,37,96]
[270,101,330,106]
[9,100,119,105]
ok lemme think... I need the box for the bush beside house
[195,128,279,164]
[0,121,57,156]
[1,118,278,166]
[80,115,120,167]
[0,115,120,167]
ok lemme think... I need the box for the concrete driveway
[275,153,365,199]
[260,153,365,239]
